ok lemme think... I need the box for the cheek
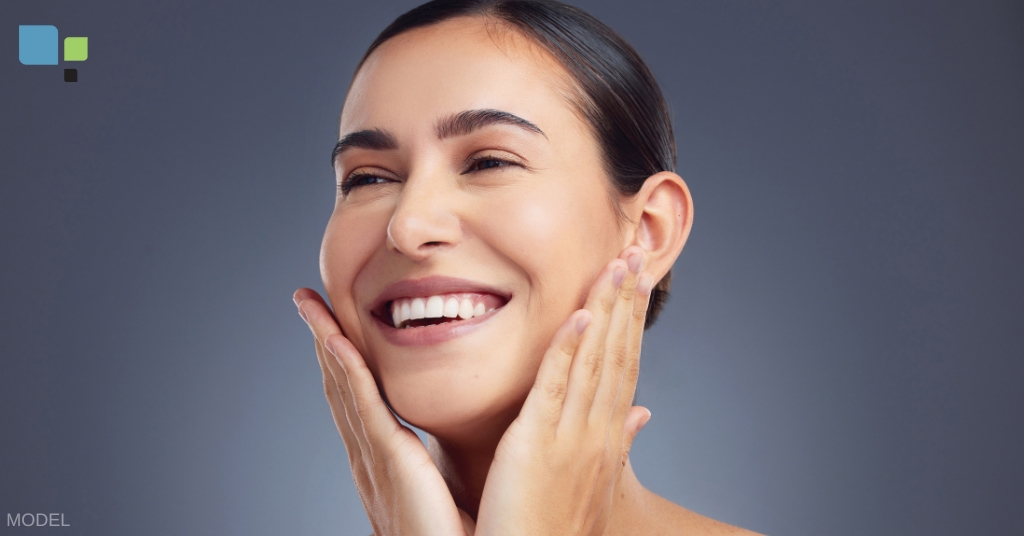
[320,206,388,348]
[472,183,618,339]
[508,199,562,257]
[479,184,617,293]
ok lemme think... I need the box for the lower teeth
[400,317,458,329]
[393,306,500,329]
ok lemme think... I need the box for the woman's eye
[352,174,388,187]
[467,157,516,173]
[340,173,390,194]
[342,157,518,195]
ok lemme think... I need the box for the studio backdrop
[1,0,1022,535]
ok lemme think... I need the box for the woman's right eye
[340,173,391,195]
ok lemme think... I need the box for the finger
[313,334,366,464]
[295,288,341,345]
[323,330,402,446]
[297,294,395,451]
[560,258,628,432]
[620,406,652,465]
[520,308,593,430]
[607,269,654,438]
[589,404,649,515]
[294,287,330,329]
[300,298,400,444]
[296,290,371,460]
[592,404,650,517]
[589,247,646,429]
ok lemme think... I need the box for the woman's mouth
[369,276,512,346]
[371,293,509,347]
[383,292,507,329]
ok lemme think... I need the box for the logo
[18,25,88,82]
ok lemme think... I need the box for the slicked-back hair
[348,0,677,329]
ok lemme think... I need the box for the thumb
[622,405,652,454]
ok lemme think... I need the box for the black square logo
[64,68,77,82]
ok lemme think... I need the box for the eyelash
[339,156,519,195]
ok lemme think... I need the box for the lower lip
[372,304,505,346]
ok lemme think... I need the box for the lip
[369,275,513,347]
[373,306,503,346]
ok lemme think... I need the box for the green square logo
[64,37,88,61]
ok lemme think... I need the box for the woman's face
[321,17,629,438]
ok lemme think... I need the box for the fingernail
[612,266,627,287]
[575,312,591,334]
[637,272,654,295]
[296,301,309,323]
[325,336,338,357]
[627,251,644,274]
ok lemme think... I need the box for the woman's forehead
[339,17,579,137]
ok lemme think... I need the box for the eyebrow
[435,109,546,140]
[331,128,398,169]
[331,108,546,168]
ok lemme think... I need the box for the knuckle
[598,294,616,315]
[608,342,629,368]
[558,338,578,357]
[623,364,640,387]
[352,397,374,421]
[543,380,568,401]
[582,350,604,378]
[632,302,648,323]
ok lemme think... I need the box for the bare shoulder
[638,488,764,536]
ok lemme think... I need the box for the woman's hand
[293,289,474,536]
[474,246,655,536]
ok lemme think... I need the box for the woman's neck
[426,414,512,519]
[426,419,650,532]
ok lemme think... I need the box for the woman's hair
[351,0,677,329]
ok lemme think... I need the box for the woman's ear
[626,171,693,281]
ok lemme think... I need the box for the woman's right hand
[294,288,474,536]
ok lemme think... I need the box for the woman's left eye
[466,157,517,173]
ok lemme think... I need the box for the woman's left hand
[474,246,655,536]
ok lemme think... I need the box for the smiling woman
[294,0,758,534]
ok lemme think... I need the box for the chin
[380,364,531,442]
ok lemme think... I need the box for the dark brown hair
[350,0,677,329]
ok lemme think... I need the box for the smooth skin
[295,15,759,536]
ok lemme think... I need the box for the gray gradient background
[1,0,1022,534]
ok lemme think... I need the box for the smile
[369,276,512,346]
[387,292,506,328]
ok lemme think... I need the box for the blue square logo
[19,25,58,65]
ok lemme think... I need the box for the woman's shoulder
[639,488,764,536]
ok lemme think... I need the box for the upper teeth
[390,295,496,328]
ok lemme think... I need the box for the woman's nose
[386,177,463,260]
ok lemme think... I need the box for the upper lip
[369,275,513,317]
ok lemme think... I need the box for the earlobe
[629,172,693,281]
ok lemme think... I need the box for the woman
[294,0,759,534]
